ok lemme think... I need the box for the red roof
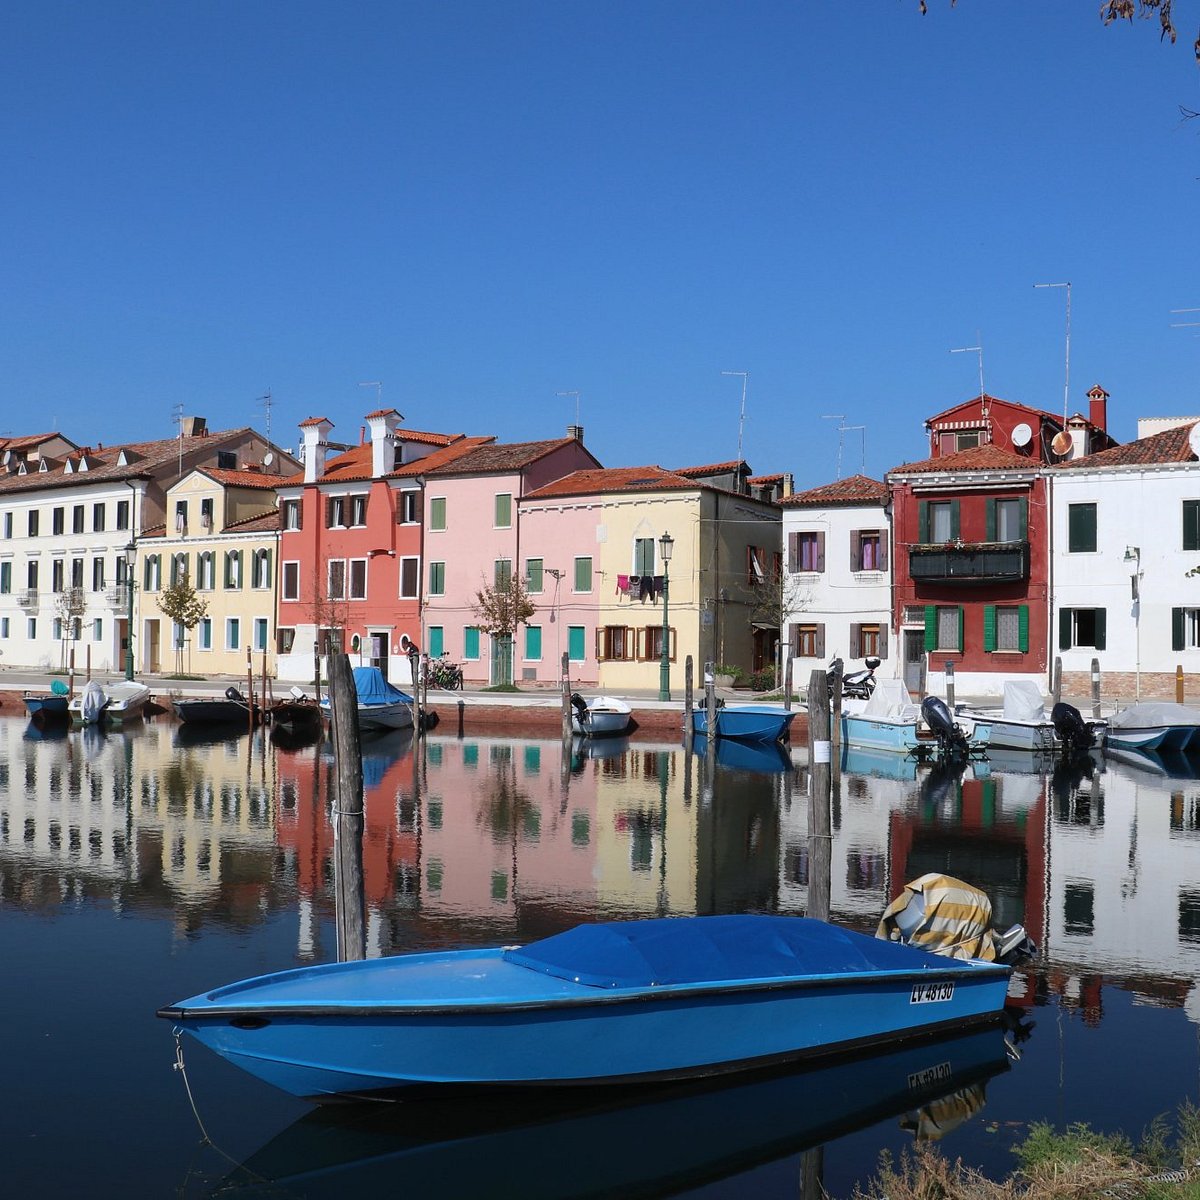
[279,431,479,486]
[196,467,291,489]
[781,474,887,507]
[426,436,597,476]
[525,465,704,500]
[1053,423,1197,470]
[674,460,743,476]
[889,444,1037,475]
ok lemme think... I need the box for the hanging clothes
[616,574,630,596]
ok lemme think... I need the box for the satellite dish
[1011,422,1032,449]
[1051,431,1073,457]
[263,451,274,467]
[1188,423,1200,461]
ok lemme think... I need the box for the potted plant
[712,664,741,688]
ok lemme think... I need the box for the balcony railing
[909,541,1030,584]
[17,589,39,607]
[105,586,131,607]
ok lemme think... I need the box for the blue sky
[3,3,1198,488]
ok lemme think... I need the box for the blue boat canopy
[503,915,953,989]
[351,667,413,706]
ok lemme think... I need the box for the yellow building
[139,467,285,677]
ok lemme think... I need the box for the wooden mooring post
[806,668,832,923]
[327,652,366,963]
[684,656,694,743]
[561,652,572,743]
[1092,657,1102,717]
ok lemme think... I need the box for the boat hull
[68,681,150,725]
[841,712,920,753]
[174,699,258,725]
[691,706,795,744]
[570,697,632,737]
[24,695,69,719]
[160,921,1008,1103]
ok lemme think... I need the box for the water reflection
[3,714,1200,1029]
[214,1024,1014,1199]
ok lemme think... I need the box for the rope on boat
[171,1028,242,1171]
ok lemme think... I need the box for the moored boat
[174,687,260,725]
[269,687,324,731]
[68,679,151,726]
[23,678,71,721]
[320,666,415,732]
[955,682,1106,754]
[158,913,1009,1103]
[1105,701,1200,753]
[691,704,795,744]
[569,693,632,737]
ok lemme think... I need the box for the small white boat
[1106,701,1200,753]
[957,682,1105,754]
[570,694,632,737]
[841,682,989,757]
[69,679,151,726]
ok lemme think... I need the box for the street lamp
[124,539,137,681]
[658,531,674,701]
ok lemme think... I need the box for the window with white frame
[144,555,161,592]
[173,621,186,650]
[494,493,512,528]
[429,496,446,531]
[254,618,269,651]
[251,548,271,589]
[276,627,295,654]
[348,559,367,600]
[399,557,419,598]
[196,551,215,591]
[28,617,37,638]
[93,618,103,641]
[494,559,513,588]
[851,530,885,572]
[398,490,419,524]
[1058,608,1105,650]
[91,557,105,592]
[282,561,299,601]
[597,625,633,661]
[574,556,592,593]
[198,618,212,650]
[282,499,301,530]
[349,494,368,527]
[226,617,241,651]
[199,497,214,529]
[428,561,445,596]
[326,496,348,528]
[633,538,655,576]
[525,558,543,593]
[328,559,346,600]
[788,531,825,573]
[224,550,242,589]
[1,617,10,638]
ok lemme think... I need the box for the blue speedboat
[691,704,795,744]
[158,914,1009,1103]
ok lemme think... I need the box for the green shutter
[983,605,996,652]
[1018,605,1029,653]
[985,500,997,543]
[1069,503,1097,553]
[956,606,964,652]
[464,626,480,658]
[1173,607,1185,652]
[429,626,444,658]
[1059,608,1071,650]
[1095,609,1106,651]
[924,605,937,652]
[1185,501,1200,551]
[525,625,542,660]
[950,501,961,540]
[568,626,585,661]
[1018,497,1028,539]
[918,501,929,544]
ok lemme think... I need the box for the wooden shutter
[815,531,825,572]
[1018,605,1029,653]
[878,625,888,660]
[918,501,929,544]
[950,501,961,540]
[1059,608,1072,650]
[956,606,964,652]
[983,605,996,652]
[878,532,888,572]
[1185,502,1200,552]
[924,605,937,652]
[788,532,800,572]
[1095,609,1107,651]
[595,628,606,662]
[1174,607,1186,652]
[816,623,826,658]
[849,624,861,659]
[1018,497,1028,539]
[985,500,997,542]
[850,531,861,571]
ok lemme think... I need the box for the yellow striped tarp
[876,873,997,962]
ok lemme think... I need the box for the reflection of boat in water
[570,734,630,771]
[1104,743,1200,780]
[841,743,919,782]
[173,722,252,749]
[691,735,792,773]
[215,1024,1014,1199]
[321,727,414,787]
[271,720,324,753]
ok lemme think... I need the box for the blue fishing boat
[23,678,71,721]
[1105,701,1200,753]
[158,914,1009,1103]
[691,704,795,744]
[320,666,415,732]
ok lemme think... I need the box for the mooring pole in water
[944,660,955,711]
[1092,657,1102,717]
[783,654,792,712]
[561,652,572,743]
[313,640,322,705]
[828,656,842,763]
[807,668,832,923]
[328,652,366,963]
[1052,656,1062,706]
[684,656,694,742]
[704,661,717,773]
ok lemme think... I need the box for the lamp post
[124,539,137,680]
[658,531,674,701]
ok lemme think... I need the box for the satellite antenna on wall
[1011,422,1033,449]
[1035,282,1071,423]
[1188,422,1200,461]
[722,371,748,466]
[1051,430,1073,457]
[263,451,275,467]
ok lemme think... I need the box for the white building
[778,474,893,693]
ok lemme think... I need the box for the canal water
[2,713,1199,1198]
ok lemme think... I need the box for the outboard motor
[921,695,971,760]
[570,692,588,721]
[225,686,246,703]
[1051,701,1094,758]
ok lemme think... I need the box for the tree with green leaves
[157,573,209,674]
[471,574,536,686]
[54,586,88,669]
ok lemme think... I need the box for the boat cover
[81,680,107,723]
[876,874,996,962]
[1002,680,1045,722]
[351,667,413,706]
[861,679,918,720]
[1109,701,1200,729]
[502,915,952,989]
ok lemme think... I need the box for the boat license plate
[910,981,955,1004]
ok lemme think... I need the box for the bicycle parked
[426,654,464,690]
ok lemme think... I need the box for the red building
[888,390,1114,695]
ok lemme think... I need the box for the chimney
[1087,384,1109,434]
[181,416,207,437]
[567,424,584,442]
[366,409,402,478]
[782,472,793,498]
[299,417,335,484]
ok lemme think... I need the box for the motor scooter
[826,655,881,700]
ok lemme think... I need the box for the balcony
[105,586,131,607]
[17,589,39,608]
[908,541,1029,585]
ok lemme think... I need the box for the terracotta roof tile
[524,465,701,500]
[1053,423,1197,470]
[197,467,291,490]
[674,460,743,476]
[278,433,486,487]
[225,510,281,533]
[426,437,586,476]
[888,444,1036,475]
[780,473,888,507]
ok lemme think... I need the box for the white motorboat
[956,681,1106,754]
[1106,701,1200,753]
[570,693,633,737]
[841,682,990,757]
[69,679,151,726]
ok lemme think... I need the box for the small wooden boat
[569,693,632,737]
[691,704,795,744]
[174,687,260,726]
[69,679,151,726]
[320,666,415,732]
[157,914,1009,1103]
[1105,701,1200,753]
[269,687,324,730]
[23,678,71,721]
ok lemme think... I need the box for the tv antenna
[1035,282,1071,423]
[557,390,581,425]
[258,388,275,455]
[721,371,748,466]
[172,402,185,477]
[1171,307,1200,333]
[822,414,866,478]
[359,381,383,408]
[949,340,986,417]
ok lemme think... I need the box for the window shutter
[788,532,800,572]
[850,531,861,572]
[1018,605,1029,652]
[849,624,860,659]
[878,533,888,572]
[985,500,996,542]
[956,606,964,652]
[624,627,636,661]
[950,501,961,540]
[918,501,929,544]
[1185,502,1200,552]
[1059,608,1071,650]
[878,625,888,659]
[816,623,826,658]
[595,628,606,661]
[815,531,825,572]
[1095,609,1106,651]
[983,605,996,652]
[924,605,937,652]
[1018,497,1028,539]
[1173,607,1185,652]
